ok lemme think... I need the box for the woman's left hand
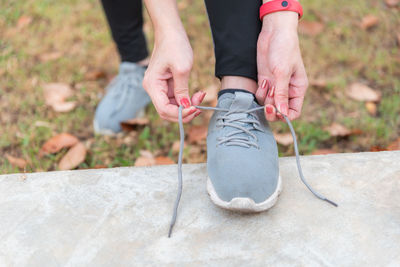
[256,11,308,121]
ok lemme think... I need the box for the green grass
[0,0,399,174]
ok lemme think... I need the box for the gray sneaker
[206,90,282,212]
[93,62,151,135]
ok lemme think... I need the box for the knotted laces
[168,105,338,237]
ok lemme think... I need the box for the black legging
[100,0,262,81]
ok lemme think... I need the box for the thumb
[273,70,290,117]
[172,66,191,108]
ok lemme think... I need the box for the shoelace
[168,105,338,238]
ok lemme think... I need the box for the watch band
[260,0,303,20]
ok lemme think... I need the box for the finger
[287,63,308,121]
[288,96,304,121]
[263,85,275,106]
[152,87,197,121]
[273,69,291,117]
[191,91,206,106]
[172,65,191,108]
[264,104,278,122]
[182,111,199,123]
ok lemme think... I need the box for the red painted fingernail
[268,86,275,97]
[266,106,274,114]
[194,111,202,117]
[261,79,268,89]
[180,98,190,108]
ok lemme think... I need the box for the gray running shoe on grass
[93,62,151,135]
[206,89,282,212]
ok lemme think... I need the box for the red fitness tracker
[259,0,303,20]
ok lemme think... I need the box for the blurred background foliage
[0,0,399,173]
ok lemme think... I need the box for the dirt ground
[1,0,399,173]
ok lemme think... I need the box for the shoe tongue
[229,92,254,120]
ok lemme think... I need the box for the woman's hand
[143,32,205,122]
[142,0,205,122]
[256,11,308,121]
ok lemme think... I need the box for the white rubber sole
[206,174,282,213]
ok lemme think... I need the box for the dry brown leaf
[155,156,175,165]
[188,125,208,144]
[58,142,87,170]
[385,0,400,7]
[6,154,27,168]
[93,165,107,169]
[312,149,337,155]
[85,70,107,81]
[346,83,381,102]
[360,15,379,30]
[134,150,156,167]
[387,137,400,151]
[17,15,32,29]
[40,133,79,157]
[43,83,77,112]
[324,123,351,137]
[396,32,400,47]
[39,51,62,62]
[298,21,324,36]
[365,101,378,116]
[370,146,387,152]
[120,118,149,132]
[172,140,187,153]
[274,132,293,146]
[309,78,327,88]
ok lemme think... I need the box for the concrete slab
[0,151,399,266]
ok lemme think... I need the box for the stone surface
[0,151,399,266]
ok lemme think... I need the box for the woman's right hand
[142,31,205,122]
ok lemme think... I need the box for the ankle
[221,76,257,94]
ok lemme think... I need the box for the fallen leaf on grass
[188,125,208,144]
[387,137,400,151]
[324,123,351,137]
[365,101,378,116]
[172,140,187,153]
[360,15,379,30]
[298,21,324,36]
[6,154,27,168]
[85,70,107,81]
[155,156,175,165]
[93,165,107,169]
[274,132,293,146]
[309,78,327,88]
[396,32,400,47]
[346,83,381,102]
[312,149,337,155]
[17,15,32,29]
[39,51,62,62]
[43,83,77,112]
[39,133,79,157]
[385,0,400,7]
[120,118,149,132]
[134,150,156,167]
[58,142,87,170]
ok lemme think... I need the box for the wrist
[155,23,188,45]
[262,12,298,33]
